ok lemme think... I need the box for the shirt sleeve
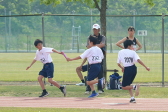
[34,51,39,61]
[101,36,106,44]
[117,51,121,63]
[134,51,140,61]
[101,50,104,59]
[44,48,53,53]
[80,49,90,59]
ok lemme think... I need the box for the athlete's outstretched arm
[137,59,150,71]
[52,49,62,54]
[66,56,81,61]
[26,59,37,70]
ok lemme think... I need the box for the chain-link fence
[0,14,167,86]
[0,14,167,52]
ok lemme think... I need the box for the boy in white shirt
[66,35,104,98]
[26,39,66,97]
[117,40,150,103]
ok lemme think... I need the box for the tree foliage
[0,0,167,37]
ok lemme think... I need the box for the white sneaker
[98,90,104,94]
[98,78,105,89]
[76,82,85,86]
[85,91,90,94]
[94,83,98,85]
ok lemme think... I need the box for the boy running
[76,24,106,95]
[66,35,104,98]
[117,40,150,103]
[26,39,66,97]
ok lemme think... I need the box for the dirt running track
[0,97,167,111]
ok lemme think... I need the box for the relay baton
[62,52,68,59]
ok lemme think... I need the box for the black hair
[124,40,133,49]
[34,39,43,46]
[89,35,97,45]
[128,26,135,31]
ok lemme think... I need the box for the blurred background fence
[0,14,168,86]
[0,14,168,53]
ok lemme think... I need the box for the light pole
[72,10,75,27]
[130,9,136,28]
[72,10,75,50]
[89,9,100,33]
[9,11,11,38]
[90,9,93,33]
[4,8,7,52]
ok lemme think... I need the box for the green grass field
[0,53,168,83]
[0,85,167,98]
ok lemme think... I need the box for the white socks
[131,97,135,100]
[133,85,136,90]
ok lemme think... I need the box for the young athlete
[66,35,104,98]
[117,40,150,103]
[116,26,142,51]
[76,24,106,94]
[26,39,66,97]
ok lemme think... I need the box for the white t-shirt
[34,47,53,64]
[80,46,104,64]
[117,49,140,67]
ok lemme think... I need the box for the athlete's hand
[121,67,124,73]
[26,66,31,70]
[146,67,150,71]
[121,66,124,73]
[66,58,72,61]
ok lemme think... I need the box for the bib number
[92,56,99,61]
[40,58,46,63]
[124,57,133,63]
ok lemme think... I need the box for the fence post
[143,36,146,53]
[27,35,28,52]
[161,13,165,87]
[60,36,63,51]
[110,36,112,53]
[42,12,45,47]
[42,12,46,85]
[29,36,31,52]
[17,36,19,52]
[77,36,79,53]
[4,8,7,52]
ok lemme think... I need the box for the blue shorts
[87,63,101,81]
[82,64,103,79]
[122,65,137,87]
[82,65,88,72]
[39,62,54,78]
